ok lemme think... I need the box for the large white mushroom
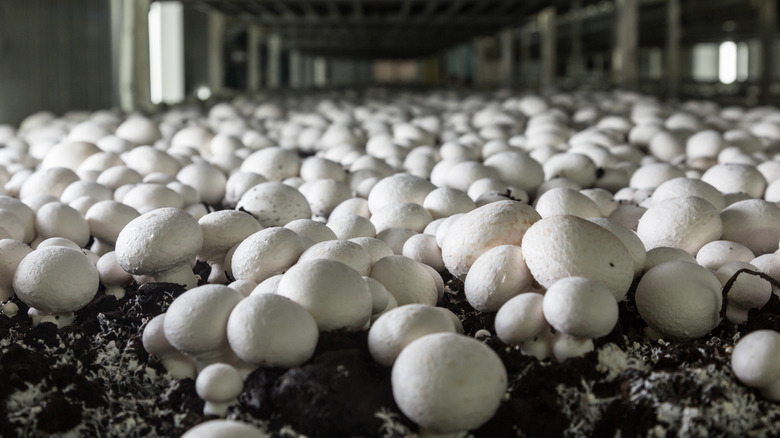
[731,330,780,401]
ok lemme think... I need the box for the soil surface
[2,265,780,437]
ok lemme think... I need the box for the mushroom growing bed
[1,90,780,437]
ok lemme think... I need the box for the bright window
[149,2,184,104]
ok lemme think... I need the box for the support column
[207,11,225,96]
[519,29,532,87]
[666,0,681,100]
[267,33,282,89]
[614,0,638,90]
[289,50,302,89]
[570,0,585,84]
[247,25,262,92]
[760,0,776,104]
[116,0,152,113]
[314,57,328,87]
[538,7,557,89]
[499,29,515,88]
[473,37,487,86]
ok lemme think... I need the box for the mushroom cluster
[3,88,780,437]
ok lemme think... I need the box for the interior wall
[183,6,210,96]
[0,0,113,126]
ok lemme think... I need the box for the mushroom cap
[240,147,301,181]
[177,162,227,206]
[720,199,780,255]
[326,214,376,240]
[366,173,436,214]
[495,292,547,345]
[635,261,722,339]
[297,239,372,276]
[588,217,647,277]
[368,304,456,366]
[229,227,305,284]
[285,218,337,244]
[636,196,722,254]
[542,276,618,339]
[370,255,438,306]
[370,202,433,233]
[696,240,756,271]
[181,420,267,438]
[522,215,634,300]
[349,236,394,265]
[13,246,99,313]
[701,163,767,199]
[115,208,203,277]
[464,244,533,312]
[0,196,36,242]
[401,233,444,273]
[195,363,244,403]
[276,258,372,331]
[422,186,476,220]
[644,246,696,273]
[716,261,773,315]
[164,284,243,361]
[391,333,507,433]
[19,167,80,201]
[0,239,33,300]
[442,200,541,280]
[227,293,318,367]
[731,330,780,388]
[236,181,312,227]
[85,200,141,245]
[34,201,91,248]
[533,187,601,219]
[650,177,726,210]
[197,210,263,261]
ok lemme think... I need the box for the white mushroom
[441,200,541,280]
[285,218,337,244]
[34,201,91,248]
[227,293,318,367]
[236,182,312,227]
[731,330,780,401]
[297,239,372,276]
[542,277,618,361]
[522,215,634,300]
[635,261,722,339]
[181,420,268,438]
[464,244,533,312]
[588,217,647,277]
[96,251,134,299]
[494,292,551,359]
[391,333,507,435]
[13,246,99,327]
[198,210,263,284]
[368,304,456,366]
[720,199,780,255]
[164,284,243,368]
[533,187,601,219]
[229,227,305,284]
[636,196,722,254]
[115,208,203,289]
[696,240,756,271]
[196,363,244,417]
[716,261,773,323]
[142,314,197,379]
[85,200,141,256]
[276,258,372,331]
[370,255,438,306]
[0,239,33,301]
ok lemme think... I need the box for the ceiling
[176,0,556,58]
[173,0,766,59]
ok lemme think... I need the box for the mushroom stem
[720,268,780,320]
[207,262,228,284]
[155,263,198,289]
[552,333,594,362]
[27,307,75,328]
[760,379,780,401]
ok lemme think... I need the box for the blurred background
[0,0,776,125]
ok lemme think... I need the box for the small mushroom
[142,314,197,379]
[297,239,372,276]
[464,244,533,312]
[731,329,780,401]
[236,181,312,227]
[0,239,33,301]
[635,261,722,339]
[85,200,140,256]
[196,363,244,417]
[542,277,618,361]
[370,255,438,306]
[716,261,773,323]
[495,292,551,359]
[164,284,243,368]
[198,210,263,284]
[391,333,507,435]
[696,240,756,271]
[229,227,305,284]
[115,208,203,289]
[368,304,456,366]
[180,420,267,438]
[13,246,99,327]
[277,258,372,331]
[96,251,134,299]
[227,293,318,367]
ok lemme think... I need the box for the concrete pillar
[760,0,776,104]
[267,33,282,89]
[538,7,557,89]
[314,57,328,87]
[473,37,487,86]
[116,0,152,113]
[499,28,515,88]
[614,0,638,90]
[666,0,681,100]
[247,25,262,92]
[519,30,532,87]
[570,0,585,83]
[289,50,302,88]
[207,11,225,96]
